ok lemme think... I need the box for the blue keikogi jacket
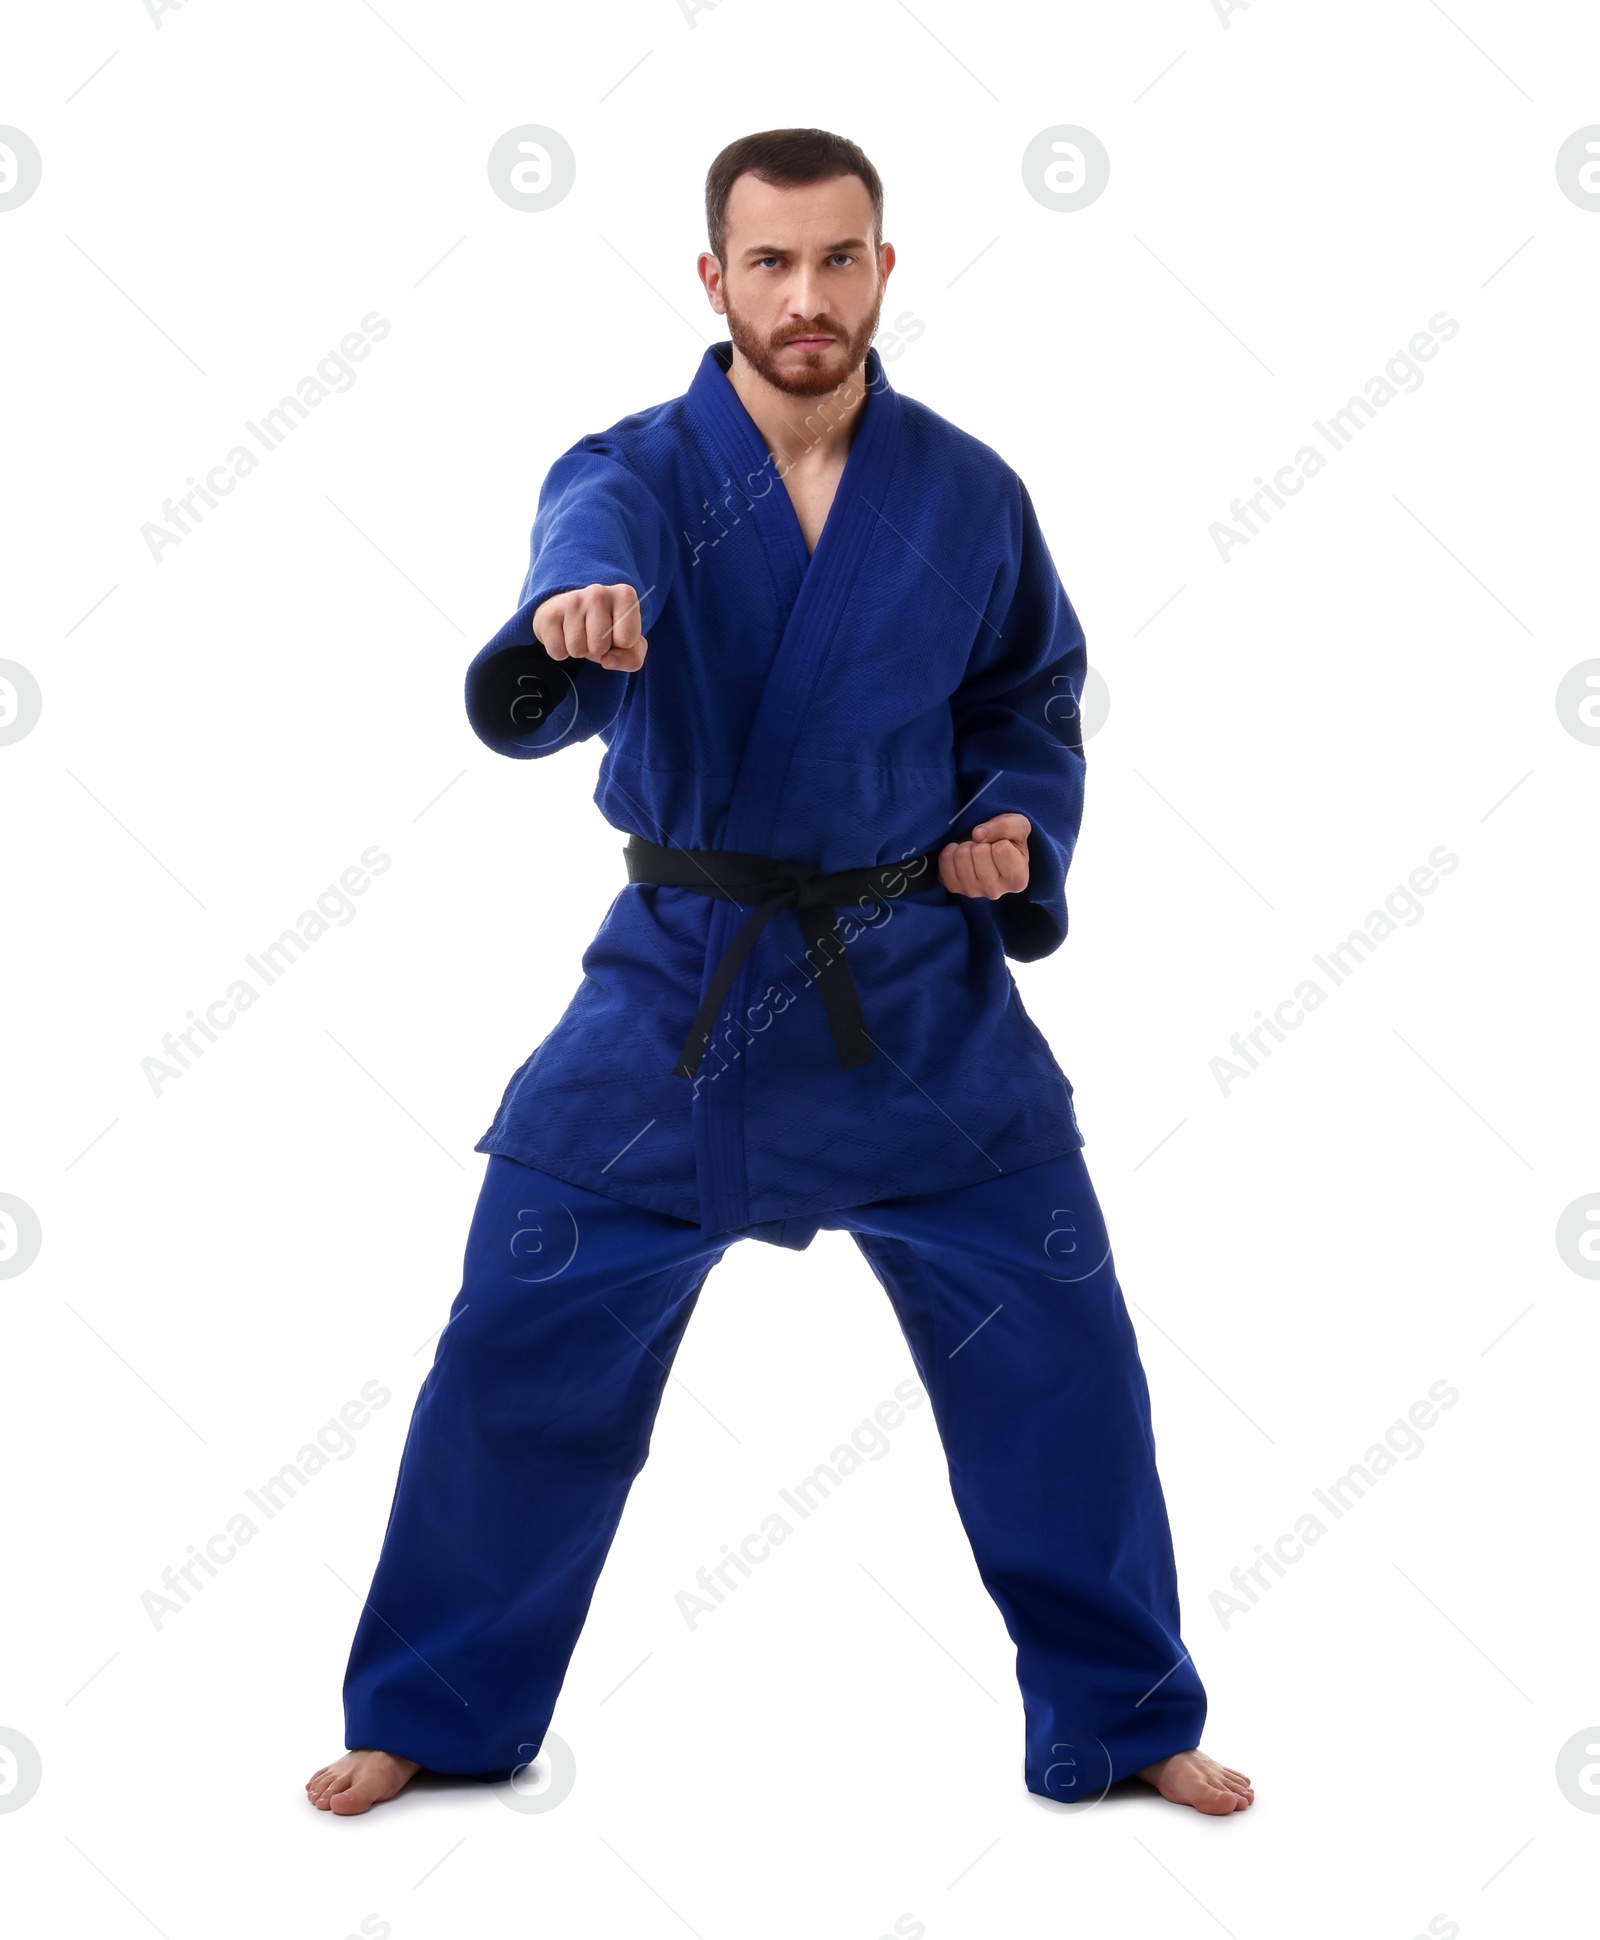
[464,341,1089,1245]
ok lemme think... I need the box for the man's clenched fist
[532,582,649,673]
[938,813,1032,899]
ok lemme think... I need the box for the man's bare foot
[1135,1749,1254,1815]
[306,1749,422,1815]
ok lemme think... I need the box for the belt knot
[622,835,944,1079]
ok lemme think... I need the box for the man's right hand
[532,583,648,673]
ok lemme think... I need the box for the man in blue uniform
[308,128,1253,1818]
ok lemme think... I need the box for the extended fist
[532,582,648,673]
[939,813,1031,899]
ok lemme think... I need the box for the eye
[830,253,855,267]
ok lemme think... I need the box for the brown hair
[704,128,884,264]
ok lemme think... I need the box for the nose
[786,266,828,325]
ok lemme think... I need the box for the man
[307,128,1253,1818]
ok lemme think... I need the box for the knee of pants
[430,1288,670,1466]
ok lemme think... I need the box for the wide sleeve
[949,477,1088,962]
[464,445,678,760]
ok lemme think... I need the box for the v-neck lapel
[686,342,809,603]
[684,340,904,857]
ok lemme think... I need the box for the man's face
[702,172,893,397]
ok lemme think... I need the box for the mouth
[781,334,840,351]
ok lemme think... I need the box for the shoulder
[894,393,1025,497]
[892,392,1029,549]
[893,393,1028,537]
[555,390,699,477]
[532,395,703,521]
[529,391,696,521]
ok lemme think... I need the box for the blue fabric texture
[342,1148,1208,1793]
[465,342,1090,1234]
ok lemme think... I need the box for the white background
[3,0,1597,1934]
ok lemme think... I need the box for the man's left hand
[938,814,1031,899]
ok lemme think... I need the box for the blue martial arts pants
[341,1148,1208,1798]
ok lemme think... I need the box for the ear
[696,251,726,313]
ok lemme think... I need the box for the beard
[724,285,885,398]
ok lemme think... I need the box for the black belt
[624,834,943,1079]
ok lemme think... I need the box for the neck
[724,347,871,475]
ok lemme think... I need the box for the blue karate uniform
[464,342,1089,1238]
[341,343,1209,1797]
